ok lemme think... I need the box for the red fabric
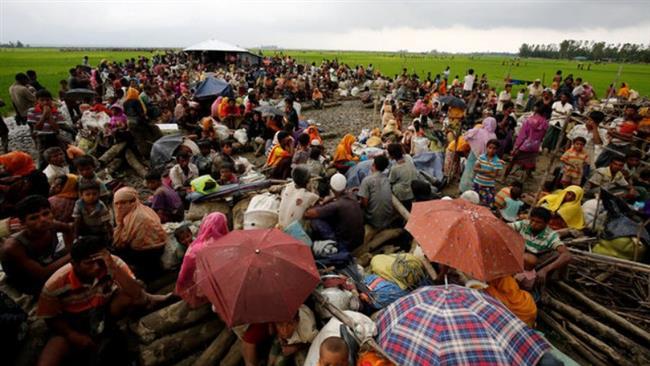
[241,323,271,344]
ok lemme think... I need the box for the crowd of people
[0,51,649,365]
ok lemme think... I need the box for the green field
[2,48,650,116]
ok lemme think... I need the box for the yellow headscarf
[126,87,147,115]
[333,134,357,163]
[538,185,585,230]
[485,276,537,327]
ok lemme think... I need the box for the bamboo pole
[556,281,650,346]
[568,248,650,274]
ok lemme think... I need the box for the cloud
[1,0,649,52]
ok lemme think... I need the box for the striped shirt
[473,154,503,187]
[36,255,133,318]
[560,148,589,182]
[509,220,563,254]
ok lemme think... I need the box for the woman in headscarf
[459,117,497,192]
[485,276,537,327]
[0,151,36,177]
[332,134,359,173]
[266,131,294,179]
[504,102,549,179]
[48,174,78,223]
[175,212,229,307]
[123,87,147,123]
[538,185,585,230]
[113,186,168,278]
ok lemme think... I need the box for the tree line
[0,40,28,48]
[518,40,650,63]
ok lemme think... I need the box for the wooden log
[219,339,243,366]
[125,148,148,177]
[146,271,178,293]
[556,281,650,346]
[568,248,650,274]
[352,228,403,257]
[544,295,650,361]
[171,351,202,366]
[98,141,127,164]
[538,311,609,366]
[195,328,238,366]
[132,300,212,344]
[139,319,224,366]
[549,309,637,366]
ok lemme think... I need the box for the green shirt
[509,220,563,254]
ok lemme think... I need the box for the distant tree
[15,40,24,48]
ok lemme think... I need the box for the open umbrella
[193,76,234,99]
[406,199,524,281]
[195,228,320,327]
[65,88,96,101]
[254,104,283,117]
[149,134,199,170]
[376,285,549,365]
[436,95,466,109]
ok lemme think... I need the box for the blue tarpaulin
[193,77,234,99]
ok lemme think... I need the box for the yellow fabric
[113,187,167,251]
[485,276,537,327]
[333,134,358,163]
[538,185,585,230]
[57,174,79,200]
[266,144,290,167]
[126,87,147,115]
[446,136,470,153]
[370,254,424,290]
[593,237,646,262]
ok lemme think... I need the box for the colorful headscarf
[0,151,36,177]
[113,187,167,251]
[464,117,497,156]
[333,134,357,163]
[537,185,585,230]
[175,212,229,307]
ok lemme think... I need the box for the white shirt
[463,74,475,91]
[496,90,512,112]
[43,164,69,185]
[278,183,319,228]
[528,83,543,98]
[549,101,573,128]
[169,163,199,190]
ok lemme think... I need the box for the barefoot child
[473,139,504,207]
[560,136,589,187]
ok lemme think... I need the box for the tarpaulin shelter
[193,76,234,100]
[184,39,261,66]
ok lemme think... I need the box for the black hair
[176,152,191,160]
[15,73,29,83]
[309,147,321,160]
[588,111,605,124]
[71,236,106,262]
[26,70,37,78]
[502,101,514,110]
[572,136,587,145]
[276,131,290,142]
[387,143,404,160]
[145,170,162,181]
[43,146,64,161]
[626,150,642,160]
[297,133,310,146]
[174,224,191,241]
[373,155,389,172]
[15,195,51,221]
[78,179,100,193]
[220,162,234,172]
[221,139,234,148]
[611,156,625,164]
[74,155,96,168]
[291,165,310,187]
[197,140,212,149]
[35,89,52,99]
[486,139,500,148]
[640,169,650,180]
[510,181,523,189]
[530,207,551,223]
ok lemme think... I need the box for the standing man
[526,79,543,111]
[27,70,45,91]
[9,73,36,126]
[462,69,475,96]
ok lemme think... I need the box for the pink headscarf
[175,212,229,307]
[463,117,497,156]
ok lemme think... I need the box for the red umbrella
[195,228,319,327]
[405,199,524,281]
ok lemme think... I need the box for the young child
[169,152,199,192]
[218,162,238,185]
[105,104,128,137]
[292,133,311,168]
[171,224,193,263]
[74,155,110,200]
[473,139,504,207]
[42,146,69,185]
[560,136,589,187]
[268,305,318,366]
[514,253,538,292]
[498,182,525,222]
[306,147,326,177]
[72,180,112,240]
[515,88,526,109]
[318,337,349,366]
[145,170,184,223]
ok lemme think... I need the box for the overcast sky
[1,0,649,52]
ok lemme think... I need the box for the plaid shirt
[509,220,563,254]
[36,255,133,318]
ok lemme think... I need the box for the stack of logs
[540,248,650,366]
[131,300,243,366]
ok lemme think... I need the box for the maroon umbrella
[195,228,319,327]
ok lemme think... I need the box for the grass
[2,48,650,116]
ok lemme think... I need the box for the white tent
[184,39,248,52]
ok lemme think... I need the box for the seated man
[304,173,364,253]
[586,155,636,199]
[36,236,169,366]
[278,166,319,229]
[145,170,184,223]
[0,195,72,295]
[357,155,395,243]
[509,207,571,286]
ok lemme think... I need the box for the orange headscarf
[0,151,35,177]
[485,276,537,327]
[113,187,167,251]
[333,134,358,163]
[56,174,79,200]
[266,144,290,167]
[305,126,322,145]
[126,87,147,114]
